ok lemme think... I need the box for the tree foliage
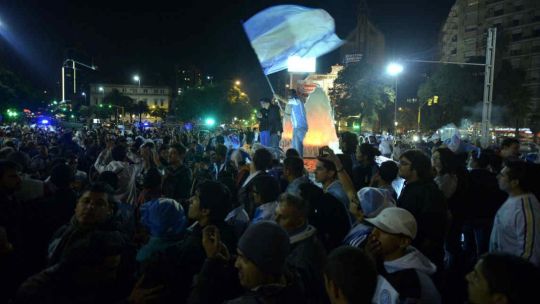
[329,62,394,132]
[493,60,532,131]
[0,66,40,112]
[417,65,483,130]
[174,82,252,123]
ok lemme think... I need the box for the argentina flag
[243,5,344,75]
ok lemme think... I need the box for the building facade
[440,0,540,108]
[89,83,172,109]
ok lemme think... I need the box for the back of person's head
[0,160,20,178]
[50,163,74,189]
[471,148,491,169]
[434,147,457,174]
[298,182,324,204]
[237,221,290,278]
[279,193,309,219]
[357,187,393,218]
[504,160,536,192]
[0,147,15,159]
[97,171,119,191]
[215,144,228,159]
[501,137,519,149]
[170,143,187,156]
[400,149,433,181]
[216,135,225,145]
[140,198,187,238]
[7,151,30,173]
[285,148,300,158]
[324,246,378,304]
[143,167,162,190]
[253,148,273,171]
[358,143,380,162]
[283,156,304,177]
[472,253,540,304]
[196,180,232,222]
[489,152,504,174]
[111,145,127,162]
[59,231,124,272]
[340,132,359,154]
[252,175,280,203]
[379,161,398,184]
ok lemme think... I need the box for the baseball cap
[365,207,417,239]
[356,187,393,218]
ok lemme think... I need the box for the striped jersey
[489,193,540,266]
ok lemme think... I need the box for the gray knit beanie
[237,221,290,276]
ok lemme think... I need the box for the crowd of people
[0,119,539,304]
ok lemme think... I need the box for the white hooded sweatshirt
[383,246,441,304]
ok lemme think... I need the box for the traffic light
[99,104,103,108]
[427,98,433,106]
[108,104,112,108]
[433,96,439,104]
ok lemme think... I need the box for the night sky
[0,0,455,100]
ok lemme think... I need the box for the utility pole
[481,27,497,148]
[404,27,497,147]
[61,59,97,101]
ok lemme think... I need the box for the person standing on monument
[275,89,308,157]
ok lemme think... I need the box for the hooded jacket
[381,246,441,304]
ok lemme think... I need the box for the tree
[0,66,40,113]
[417,65,483,130]
[329,62,394,132]
[150,107,168,121]
[175,82,253,123]
[493,60,532,134]
[132,101,149,123]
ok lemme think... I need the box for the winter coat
[397,180,448,269]
[380,246,441,304]
[286,225,327,304]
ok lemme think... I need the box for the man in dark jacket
[16,231,128,304]
[137,180,237,302]
[397,150,448,273]
[267,100,283,151]
[47,182,126,266]
[163,144,192,202]
[257,98,271,147]
[275,193,327,304]
[186,221,305,304]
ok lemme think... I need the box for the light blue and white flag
[243,5,343,75]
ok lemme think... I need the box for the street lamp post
[386,63,404,135]
[81,92,87,105]
[133,75,141,87]
[98,86,104,105]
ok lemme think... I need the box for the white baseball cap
[365,207,417,239]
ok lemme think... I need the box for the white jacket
[384,246,441,304]
[94,150,142,205]
[490,193,540,266]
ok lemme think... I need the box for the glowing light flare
[287,56,316,73]
[386,63,404,76]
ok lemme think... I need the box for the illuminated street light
[386,63,404,76]
[235,80,241,86]
[133,75,141,87]
[386,63,404,135]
